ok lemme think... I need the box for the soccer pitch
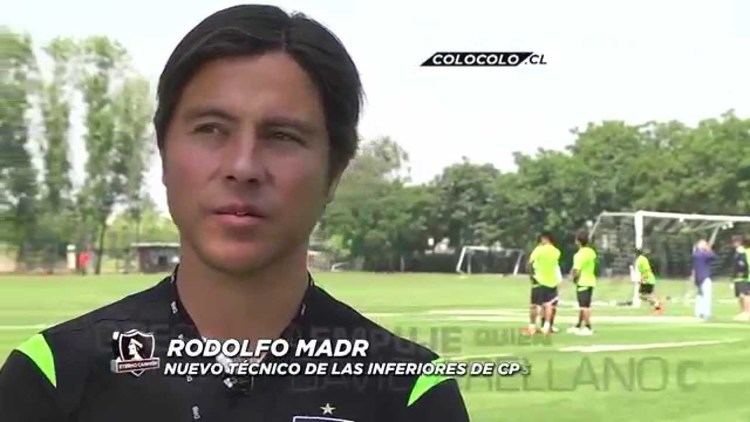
[1,272,749,421]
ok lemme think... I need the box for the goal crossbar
[455,246,524,275]
[592,210,750,248]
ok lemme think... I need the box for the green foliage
[429,159,500,247]
[76,36,153,274]
[40,37,78,210]
[321,137,431,270]
[106,197,179,259]
[27,37,80,270]
[0,28,40,261]
[321,115,750,271]
[1,30,154,272]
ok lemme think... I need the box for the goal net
[589,210,750,305]
[455,245,524,275]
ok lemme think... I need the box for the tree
[483,172,530,248]
[320,137,421,270]
[77,37,153,274]
[106,196,179,268]
[567,121,653,214]
[31,37,80,271]
[40,37,77,209]
[0,28,40,264]
[113,76,155,245]
[429,158,500,248]
[383,185,437,270]
[637,113,750,213]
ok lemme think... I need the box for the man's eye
[271,131,302,143]
[194,123,224,135]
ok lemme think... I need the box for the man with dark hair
[0,5,469,421]
[524,231,561,335]
[731,235,750,321]
[691,239,716,321]
[568,231,597,335]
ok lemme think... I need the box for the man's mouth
[213,203,268,219]
[225,211,253,217]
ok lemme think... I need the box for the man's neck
[175,245,310,342]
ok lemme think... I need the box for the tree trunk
[95,220,107,275]
[15,243,23,265]
[15,242,27,271]
[46,244,55,274]
[135,215,141,244]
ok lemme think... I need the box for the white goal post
[455,245,524,275]
[590,210,750,250]
[589,210,750,306]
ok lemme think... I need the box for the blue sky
[6,0,750,213]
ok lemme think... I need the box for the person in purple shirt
[692,239,716,320]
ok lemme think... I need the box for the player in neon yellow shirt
[635,248,664,314]
[568,231,597,336]
[730,235,750,321]
[524,232,561,335]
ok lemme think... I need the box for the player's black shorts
[734,281,750,297]
[576,286,594,308]
[639,283,655,295]
[531,283,558,306]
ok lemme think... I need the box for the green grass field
[1,272,749,421]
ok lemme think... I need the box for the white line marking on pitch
[0,324,47,330]
[446,353,513,360]
[363,313,403,318]
[558,339,741,353]
[367,310,750,327]
[446,315,710,324]
[425,309,529,315]
[695,323,750,329]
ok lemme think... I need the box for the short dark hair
[575,231,589,246]
[732,234,745,244]
[154,4,363,179]
[539,231,554,244]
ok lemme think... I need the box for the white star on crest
[320,403,335,415]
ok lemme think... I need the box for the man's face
[162,52,336,275]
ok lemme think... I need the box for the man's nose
[221,131,266,184]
